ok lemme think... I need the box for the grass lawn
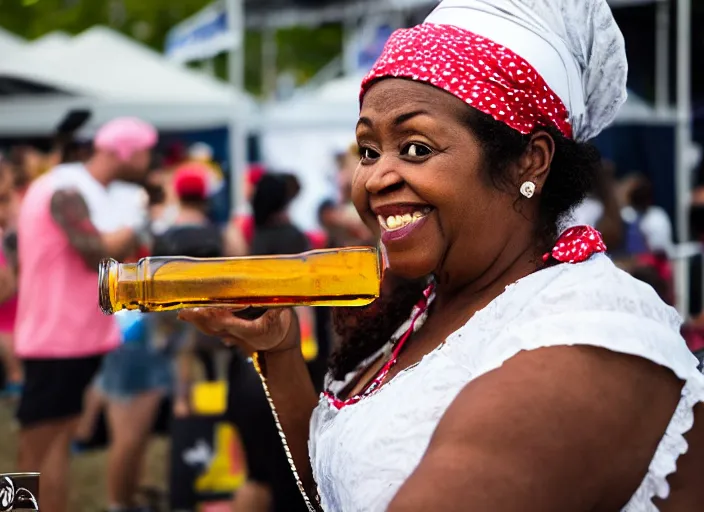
[0,398,169,512]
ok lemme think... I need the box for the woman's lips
[379,211,430,244]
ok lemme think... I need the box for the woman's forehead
[359,79,462,124]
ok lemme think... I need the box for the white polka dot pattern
[361,23,573,139]
[543,225,607,264]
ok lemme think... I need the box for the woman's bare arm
[388,345,682,512]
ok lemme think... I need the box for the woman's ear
[516,131,555,194]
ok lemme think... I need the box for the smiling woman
[179,1,704,511]
[352,79,601,283]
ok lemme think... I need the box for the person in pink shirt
[0,155,21,395]
[14,118,157,512]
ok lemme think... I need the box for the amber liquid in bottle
[98,247,382,314]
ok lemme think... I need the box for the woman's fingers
[178,309,249,349]
[217,307,287,331]
[178,307,294,352]
[178,308,230,337]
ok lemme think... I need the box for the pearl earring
[520,181,536,199]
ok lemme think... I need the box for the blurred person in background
[318,144,374,248]
[0,155,22,397]
[148,142,190,236]
[620,174,673,256]
[14,117,156,512]
[569,159,624,250]
[225,172,310,512]
[152,162,229,418]
[74,167,158,450]
[223,164,265,256]
[10,144,62,182]
[87,172,167,512]
[61,137,93,165]
[146,165,177,236]
[685,174,704,359]
[250,173,308,256]
[615,174,675,307]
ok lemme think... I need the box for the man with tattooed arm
[13,118,157,512]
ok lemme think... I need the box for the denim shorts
[93,343,172,401]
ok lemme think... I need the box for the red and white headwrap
[361,0,628,142]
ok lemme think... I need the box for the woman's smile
[374,204,434,244]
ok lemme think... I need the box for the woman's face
[353,79,546,283]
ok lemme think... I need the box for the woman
[181,1,704,510]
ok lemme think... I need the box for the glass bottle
[98,247,382,314]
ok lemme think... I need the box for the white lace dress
[309,254,704,511]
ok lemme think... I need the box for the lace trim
[623,377,704,511]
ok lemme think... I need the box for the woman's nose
[364,157,403,196]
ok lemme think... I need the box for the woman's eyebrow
[356,110,430,131]
[393,110,429,126]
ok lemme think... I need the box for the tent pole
[674,0,692,317]
[655,0,670,111]
[227,0,248,217]
[261,25,278,100]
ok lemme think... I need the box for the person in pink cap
[181,1,704,510]
[14,117,157,512]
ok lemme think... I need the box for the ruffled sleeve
[443,254,704,510]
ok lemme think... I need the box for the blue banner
[357,24,394,71]
[165,0,240,63]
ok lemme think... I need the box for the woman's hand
[178,307,299,356]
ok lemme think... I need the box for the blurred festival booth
[0,24,256,222]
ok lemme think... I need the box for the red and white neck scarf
[361,23,572,139]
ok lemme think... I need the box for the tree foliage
[0,0,342,95]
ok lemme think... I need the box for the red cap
[173,163,209,200]
[247,165,265,187]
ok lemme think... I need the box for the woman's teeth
[379,211,426,231]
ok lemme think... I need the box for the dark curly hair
[328,105,602,381]
[462,108,602,252]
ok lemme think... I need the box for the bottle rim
[98,258,116,315]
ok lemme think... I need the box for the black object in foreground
[0,473,39,511]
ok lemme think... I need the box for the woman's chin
[386,256,435,281]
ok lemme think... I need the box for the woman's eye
[359,147,379,161]
[404,143,432,158]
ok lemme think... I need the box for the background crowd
[0,113,703,512]
[0,117,375,512]
[1,0,704,511]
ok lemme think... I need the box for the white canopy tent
[0,24,255,219]
[0,26,24,53]
[0,26,256,135]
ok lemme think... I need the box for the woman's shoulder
[543,254,675,316]
[448,254,698,381]
[505,253,681,332]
